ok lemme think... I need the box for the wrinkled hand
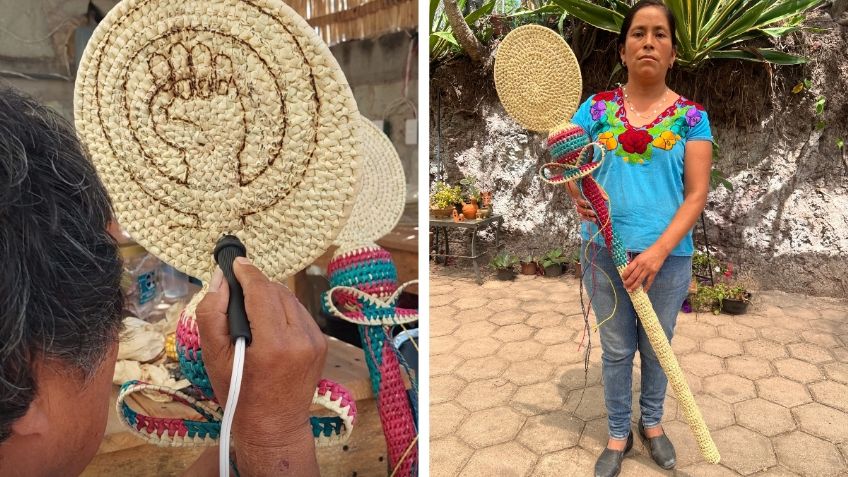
[195,257,328,450]
[574,197,597,223]
[621,246,668,293]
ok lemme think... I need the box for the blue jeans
[580,241,691,439]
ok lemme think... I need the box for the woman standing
[568,1,713,476]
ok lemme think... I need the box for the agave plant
[552,0,825,66]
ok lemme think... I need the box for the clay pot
[481,191,493,207]
[462,200,478,220]
[430,207,453,218]
[520,262,537,275]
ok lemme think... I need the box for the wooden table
[429,215,504,284]
[82,337,389,477]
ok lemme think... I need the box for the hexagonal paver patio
[430,271,848,476]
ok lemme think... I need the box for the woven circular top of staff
[334,117,406,249]
[493,24,582,133]
[74,0,361,283]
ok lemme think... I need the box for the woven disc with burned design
[74,0,361,283]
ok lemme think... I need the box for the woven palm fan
[74,0,364,448]
[494,24,720,464]
[322,119,419,476]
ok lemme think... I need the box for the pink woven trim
[332,281,399,308]
[376,338,417,474]
[176,309,201,353]
[546,125,583,146]
[317,379,357,420]
[135,415,189,438]
[355,280,398,297]
[327,246,391,275]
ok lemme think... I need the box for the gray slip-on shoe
[638,419,676,470]
[594,433,633,477]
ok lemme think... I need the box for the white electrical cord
[220,337,247,477]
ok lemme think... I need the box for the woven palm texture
[322,121,419,476]
[494,25,720,464]
[74,0,361,284]
[75,0,367,449]
[116,294,357,446]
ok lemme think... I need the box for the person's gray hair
[0,85,124,443]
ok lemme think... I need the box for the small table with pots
[429,215,504,285]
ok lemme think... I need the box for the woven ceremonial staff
[323,246,419,476]
[321,119,419,476]
[493,24,720,464]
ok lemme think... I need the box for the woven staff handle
[567,175,720,464]
[323,280,420,325]
[116,378,357,448]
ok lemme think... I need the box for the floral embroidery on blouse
[587,87,704,165]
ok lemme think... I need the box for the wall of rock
[430,9,848,297]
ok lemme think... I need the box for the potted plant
[540,248,568,277]
[459,175,481,220]
[717,267,755,314]
[490,250,519,280]
[520,255,539,275]
[430,181,462,218]
[690,268,755,315]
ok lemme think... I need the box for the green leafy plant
[490,250,519,270]
[792,78,813,94]
[430,181,463,209]
[692,250,725,275]
[691,282,751,314]
[459,175,481,202]
[553,0,824,67]
[522,254,540,264]
[430,0,496,60]
[540,248,569,268]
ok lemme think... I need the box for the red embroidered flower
[618,128,653,154]
[593,90,616,102]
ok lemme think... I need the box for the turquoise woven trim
[330,262,398,288]
[361,302,398,321]
[611,232,627,269]
[177,345,215,397]
[359,325,384,395]
[311,416,344,437]
[121,400,138,426]
[550,134,589,158]
[185,420,220,440]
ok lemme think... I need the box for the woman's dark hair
[617,0,678,51]
[0,86,124,443]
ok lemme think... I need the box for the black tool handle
[214,235,252,345]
